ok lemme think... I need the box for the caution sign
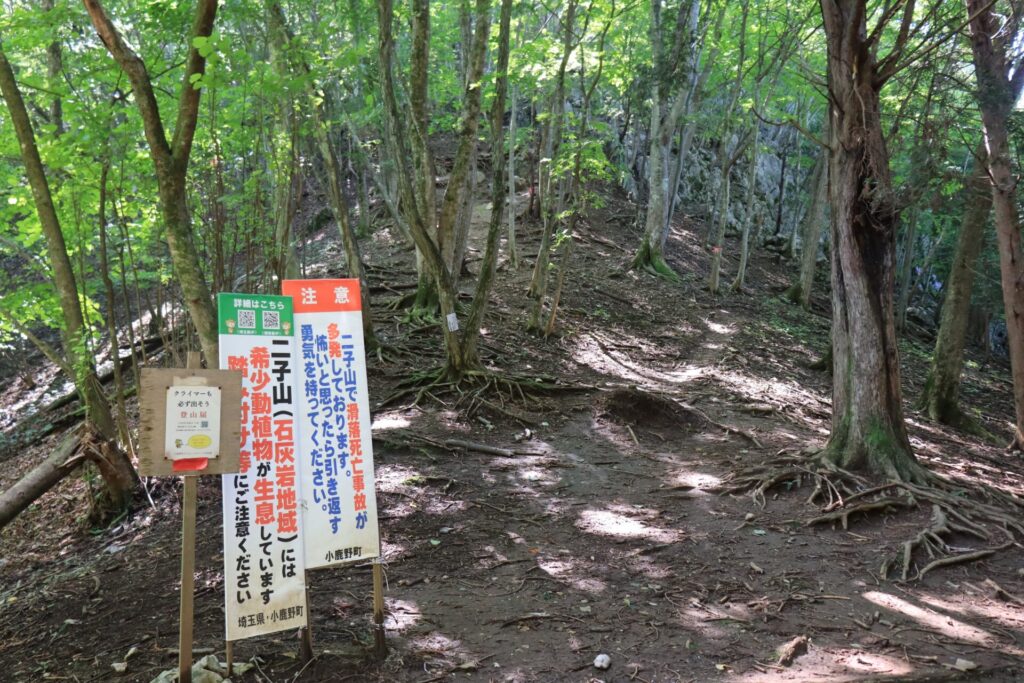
[282,279,380,569]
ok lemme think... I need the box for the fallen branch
[443,439,514,457]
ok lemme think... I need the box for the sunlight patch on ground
[576,508,681,544]
[863,590,1018,651]
[667,470,722,490]
[371,414,411,430]
[917,590,1024,634]
[733,649,914,682]
[705,320,737,335]
[536,555,607,593]
[375,465,422,490]
[382,597,422,631]
[839,650,915,676]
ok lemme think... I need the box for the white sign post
[218,293,309,651]
[282,278,385,657]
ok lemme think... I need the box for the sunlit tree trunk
[966,0,1024,449]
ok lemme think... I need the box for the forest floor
[1,183,1023,683]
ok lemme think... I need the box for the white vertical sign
[218,293,308,640]
[282,279,380,569]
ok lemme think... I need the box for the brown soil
[1,185,1022,683]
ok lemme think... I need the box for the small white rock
[744,512,755,522]
[593,653,611,670]
[111,662,128,673]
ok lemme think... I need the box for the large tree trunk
[920,148,992,429]
[966,0,1024,449]
[819,0,925,482]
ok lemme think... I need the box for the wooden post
[225,640,233,677]
[298,572,314,663]
[179,351,202,683]
[372,561,387,659]
[179,474,198,683]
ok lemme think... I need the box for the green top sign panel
[217,293,294,336]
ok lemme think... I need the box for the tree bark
[966,0,1024,449]
[83,0,220,366]
[786,149,829,308]
[0,42,136,509]
[920,148,991,429]
[819,0,925,482]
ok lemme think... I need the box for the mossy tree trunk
[819,0,927,482]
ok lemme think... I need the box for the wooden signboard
[138,368,243,476]
[137,358,245,683]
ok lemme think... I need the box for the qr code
[262,310,281,330]
[237,309,256,329]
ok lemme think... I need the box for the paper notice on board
[164,386,221,460]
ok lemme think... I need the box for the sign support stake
[299,572,314,662]
[179,473,198,683]
[225,641,233,677]
[177,351,202,683]
[372,561,387,659]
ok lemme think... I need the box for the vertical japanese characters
[284,279,380,569]
[219,293,308,640]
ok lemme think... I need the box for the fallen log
[0,428,85,531]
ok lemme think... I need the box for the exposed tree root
[379,366,581,420]
[720,450,1024,582]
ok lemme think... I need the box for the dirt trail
[0,193,1022,682]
